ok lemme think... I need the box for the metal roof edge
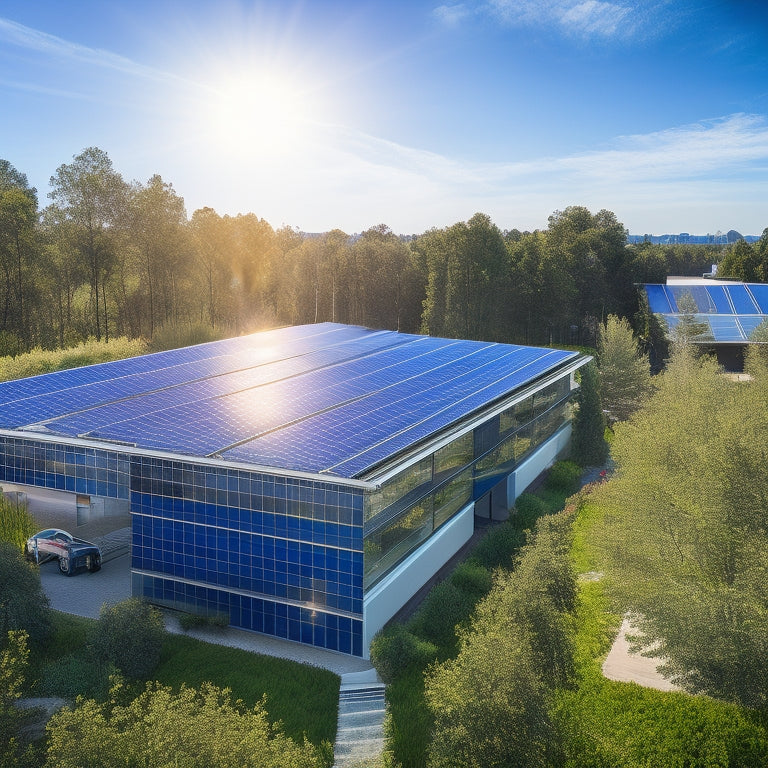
[358,353,590,487]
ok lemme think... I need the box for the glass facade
[0,370,574,657]
[130,456,364,656]
[363,376,574,589]
[0,436,130,498]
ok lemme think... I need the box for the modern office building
[643,278,768,370]
[0,323,587,657]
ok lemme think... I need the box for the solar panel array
[643,282,768,343]
[0,323,577,478]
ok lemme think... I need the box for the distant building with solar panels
[0,323,587,657]
[643,278,768,370]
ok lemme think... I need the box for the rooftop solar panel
[643,283,768,345]
[0,323,579,479]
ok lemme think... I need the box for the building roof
[0,323,579,479]
[643,281,768,344]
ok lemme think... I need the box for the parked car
[24,528,102,576]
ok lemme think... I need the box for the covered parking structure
[0,323,587,657]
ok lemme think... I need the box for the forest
[0,147,747,357]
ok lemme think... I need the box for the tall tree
[594,346,768,708]
[597,314,652,421]
[570,362,609,466]
[48,148,129,341]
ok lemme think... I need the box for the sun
[203,72,313,158]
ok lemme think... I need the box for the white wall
[362,502,475,657]
[362,423,573,658]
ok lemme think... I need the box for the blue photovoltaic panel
[644,284,674,313]
[725,284,759,314]
[0,323,579,478]
[643,283,768,345]
[747,284,768,314]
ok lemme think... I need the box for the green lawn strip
[155,632,339,746]
[29,610,339,748]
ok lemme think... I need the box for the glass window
[433,468,472,529]
[434,433,473,482]
[364,498,434,589]
[366,457,432,522]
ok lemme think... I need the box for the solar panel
[0,323,579,478]
[643,283,768,345]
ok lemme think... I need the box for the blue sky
[1,0,767,235]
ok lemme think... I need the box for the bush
[513,492,549,531]
[408,579,481,649]
[370,625,438,684]
[448,561,493,600]
[0,543,51,646]
[90,598,166,679]
[149,322,224,352]
[0,494,36,551]
[545,460,582,496]
[468,522,526,571]
[178,612,229,631]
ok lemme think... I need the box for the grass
[0,337,148,382]
[26,610,339,749]
[554,497,768,768]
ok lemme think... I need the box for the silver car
[25,528,102,576]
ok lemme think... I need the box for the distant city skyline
[1,1,767,235]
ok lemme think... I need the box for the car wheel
[24,546,35,563]
[89,557,101,573]
[59,557,73,576]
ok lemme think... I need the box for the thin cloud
[0,17,183,85]
[433,4,473,27]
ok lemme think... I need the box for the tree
[90,598,165,679]
[597,315,652,421]
[45,680,325,768]
[48,148,129,341]
[0,543,50,646]
[717,238,759,281]
[671,291,712,345]
[424,513,576,768]
[1,630,33,768]
[570,362,608,466]
[593,346,768,708]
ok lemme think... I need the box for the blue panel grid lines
[0,323,578,479]
[643,283,768,344]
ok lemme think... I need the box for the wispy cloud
[242,113,768,232]
[435,0,671,40]
[0,17,182,84]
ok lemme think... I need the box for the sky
[1,0,767,236]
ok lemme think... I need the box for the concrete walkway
[333,669,387,768]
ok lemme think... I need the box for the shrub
[468,522,526,571]
[0,494,36,551]
[448,561,493,600]
[545,460,582,496]
[370,625,438,684]
[513,492,549,531]
[178,612,229,631]
[90,598,166,679]
[409,578,482,649]
[149,322,224,352]
[0,543,51,646]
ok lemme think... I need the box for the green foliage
[544,460,582,495]
[154,633,339,748]
[178,611,229,631]
[36,652,117,701]
[0,543,51,647]
[408,579,482,650]
[592,345,768,708]
[553,495,768,768]
[597,314,652,421]
[571,362,609,466]
[466,520,526,570]
[149,322,224,352]
[424,512,577,768]
[0,630,36,768]
[0,494,36,551]
[44,680,325,768]
[90,598,166,680]
[0,337,147,382]
[513,491,549,530]
[369,625,438,684]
